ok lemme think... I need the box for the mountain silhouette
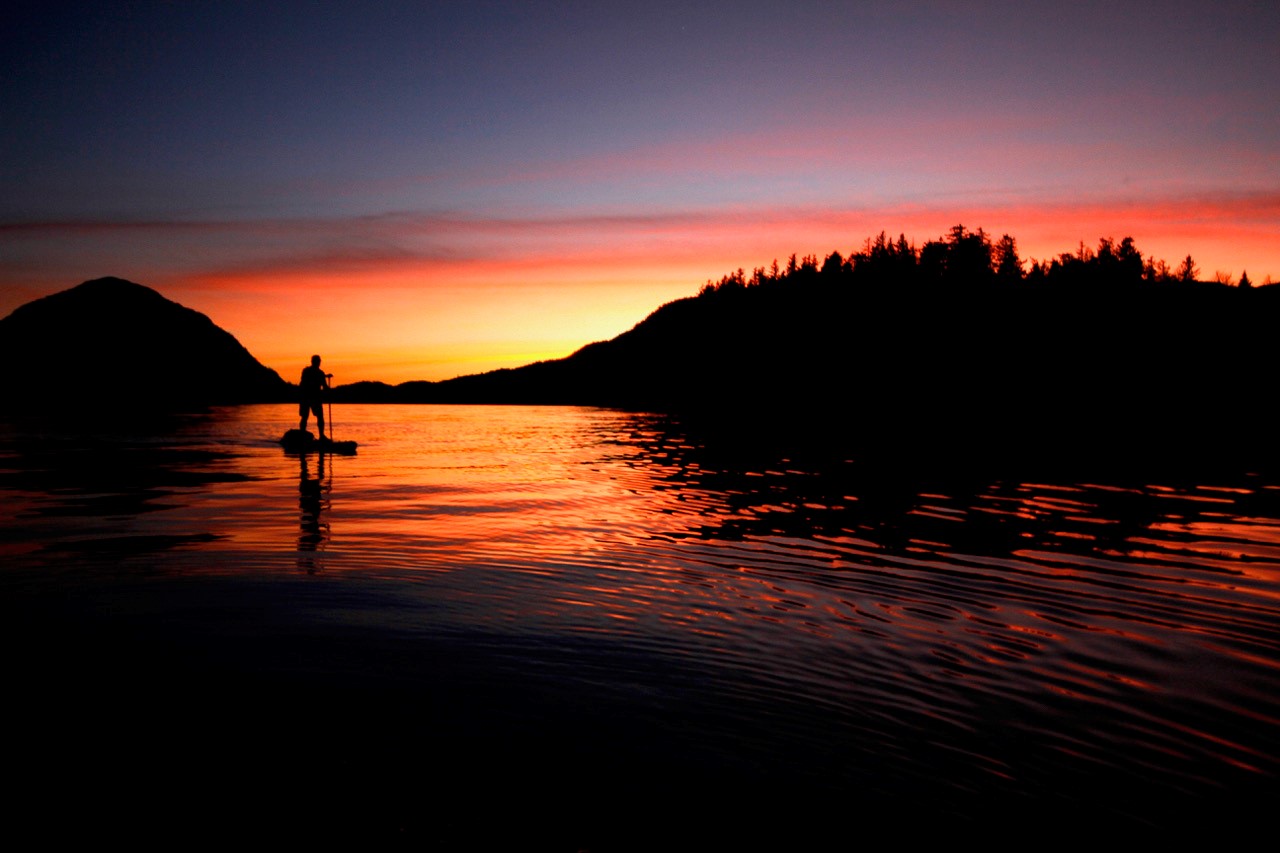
[331,253,1277,464]
[0,277,289,409]
[6,240,1274,467]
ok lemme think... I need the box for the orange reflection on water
[7,401,1280,816]
[138,408,1280,735]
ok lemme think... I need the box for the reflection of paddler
[298,354,332,439]
[297,452,329,573]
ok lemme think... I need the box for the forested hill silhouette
[336,227,1277,459]
[0,277,289,409]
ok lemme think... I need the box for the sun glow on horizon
[4,195,1278,387]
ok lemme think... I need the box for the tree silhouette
[946,224,994,286]
[994,234,1023,283]
[1116,237,1143,283]
[918,239,947,285]
[1144,256,1173,284]
[688,227,1258,303]
[1177,254,1199,283]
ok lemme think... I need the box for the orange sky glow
[138,196,1280,384]
[3,193,1278,386]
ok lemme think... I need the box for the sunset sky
[3,1,1278,384]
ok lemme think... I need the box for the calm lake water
[3,403,1278,845]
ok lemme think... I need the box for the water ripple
[3,404,1280,827]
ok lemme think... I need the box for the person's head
[310,355,321,367]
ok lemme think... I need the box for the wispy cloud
[6,192,1278,383]
[6,189,1278,290]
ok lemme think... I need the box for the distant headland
[2,228,1275,462]
[0,277,289,408]
[336,227,1278,458]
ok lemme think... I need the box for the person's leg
[314,402,325,439]
[299,400,308,431]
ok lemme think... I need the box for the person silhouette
[299,355,331,438]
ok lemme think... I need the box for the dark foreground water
[2,404,1278,846]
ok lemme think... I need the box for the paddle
[325,372,335,443]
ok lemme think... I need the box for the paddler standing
[298,354,331,439]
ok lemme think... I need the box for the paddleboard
[279,428,358,455]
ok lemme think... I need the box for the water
[3,404,1278,844]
